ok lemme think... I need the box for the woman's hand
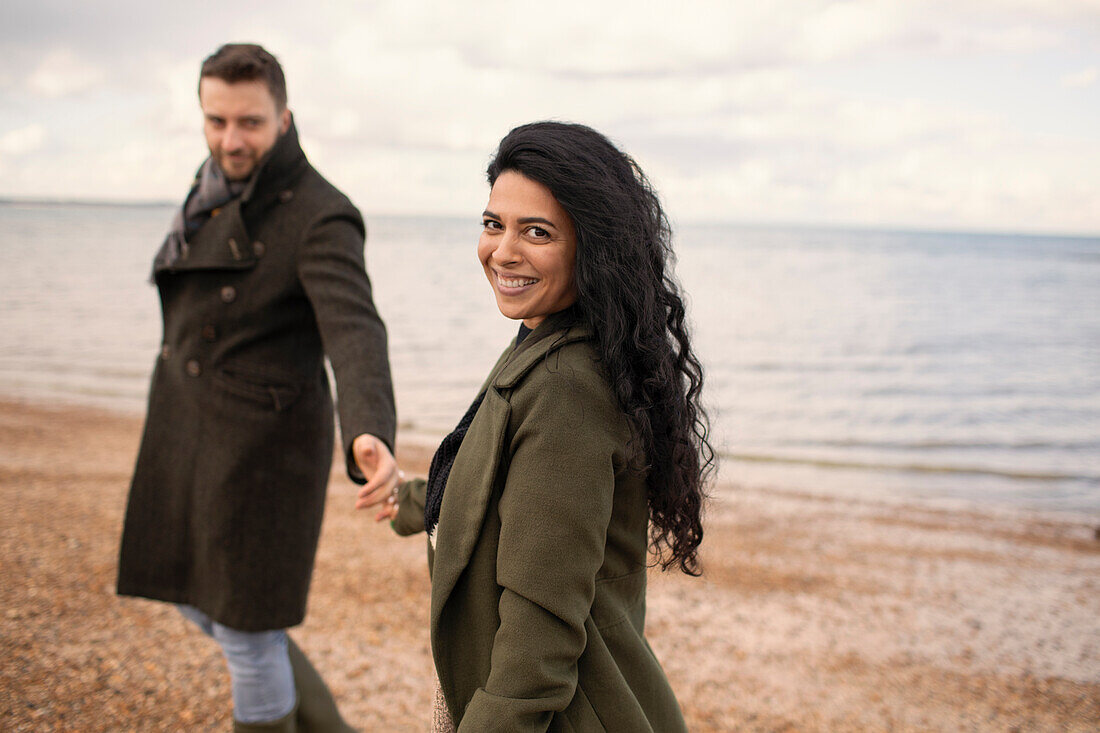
[374,470,403,523]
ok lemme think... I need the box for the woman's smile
[493,270,540,292]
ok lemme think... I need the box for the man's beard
[216,148,260,181]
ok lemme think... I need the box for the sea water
[2,202,1097,513]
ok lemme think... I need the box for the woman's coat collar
[491,309,592,390]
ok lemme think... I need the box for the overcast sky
[1,0,1098,234]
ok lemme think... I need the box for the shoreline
[2,398,1098,730]
[5,390,1097,523]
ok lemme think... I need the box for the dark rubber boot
[286,637,357,732]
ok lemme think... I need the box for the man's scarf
[152,157,247,274]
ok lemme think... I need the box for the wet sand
[1,398,1098,731]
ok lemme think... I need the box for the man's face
[199,77,291,181]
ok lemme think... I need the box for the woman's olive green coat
[394,316,687,732]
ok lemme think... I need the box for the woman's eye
[482,219,502,230]
[527,226,549,238]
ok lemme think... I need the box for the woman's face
[479,170,578,329]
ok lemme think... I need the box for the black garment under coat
[117,122,395,631]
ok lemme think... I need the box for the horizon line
[2,195,1097,240]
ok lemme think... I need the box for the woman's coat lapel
[428,317,592,630]
[429,385,510,629]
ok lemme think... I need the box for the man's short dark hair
[199,43,287,110]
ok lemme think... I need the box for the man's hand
[352,434,399,515]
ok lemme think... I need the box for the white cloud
[0,124,46,156]
[633,81,1100,234]
[156,58,205,134]
[25,48,105,97]
[1061,66,1099,89]
[799,1,908,61]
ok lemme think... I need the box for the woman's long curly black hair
[487,121,715,575]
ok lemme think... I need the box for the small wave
[772,438,1100,452]
[722,451,1100,484]
[733,362,899,374]
[0,362,152,380]
[1067,252,1100,262]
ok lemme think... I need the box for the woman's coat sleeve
[392,478,427,537]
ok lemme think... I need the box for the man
[117,44,397,732]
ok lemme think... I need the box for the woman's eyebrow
[482,212,560,230]
[517,217,558,228]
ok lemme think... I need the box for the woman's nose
[491,231,521,264]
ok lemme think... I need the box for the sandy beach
[1,398,1098,731]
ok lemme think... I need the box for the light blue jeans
[178,605,296,723]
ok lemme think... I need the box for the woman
[370,121,713,731]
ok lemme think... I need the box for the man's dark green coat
[117,122,395,631]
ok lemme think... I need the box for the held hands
[351,433,402,521]
[374,471,402,523]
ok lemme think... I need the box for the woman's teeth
[499,275,537,288]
